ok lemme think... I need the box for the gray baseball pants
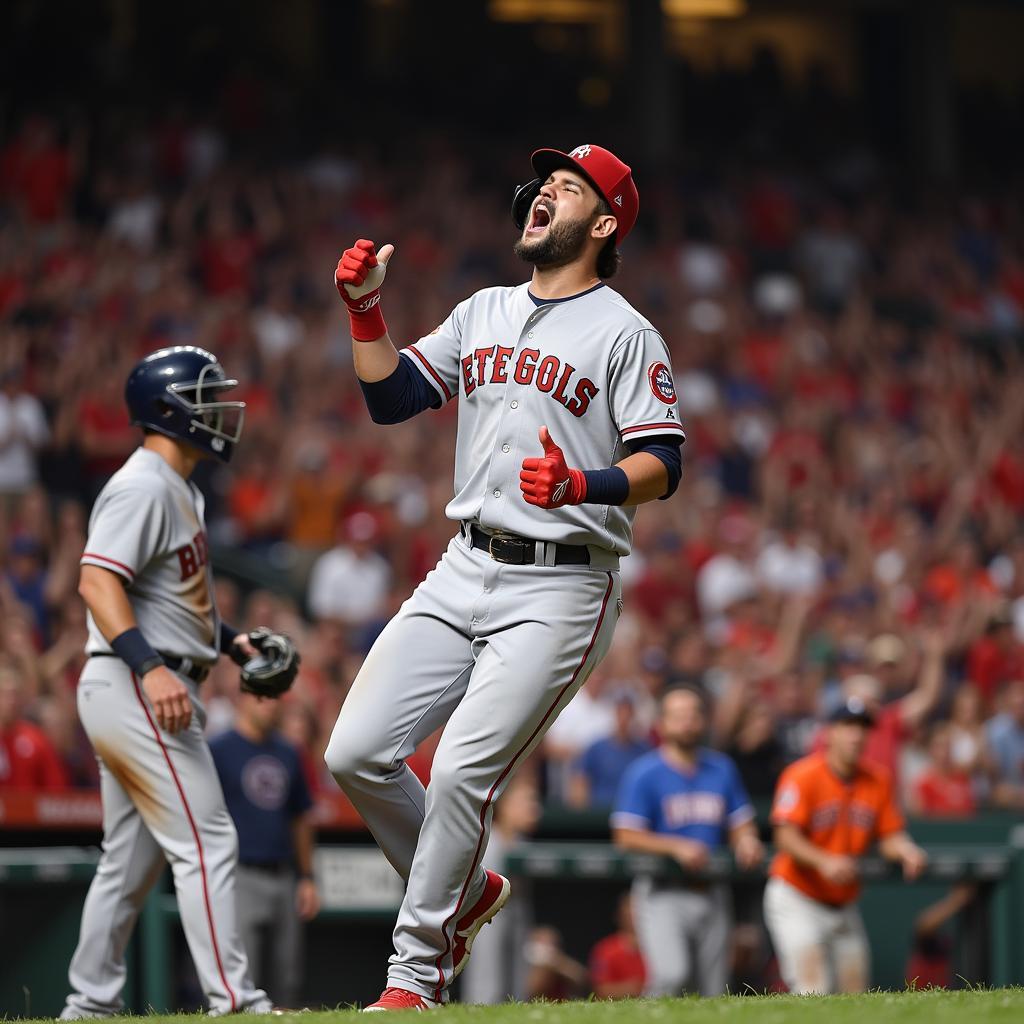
[62,659,268,1018]
[235,866,303,1007]
[632,876,733,997]
[325,532,620,1003]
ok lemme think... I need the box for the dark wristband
[580,467,630,506]
[111,627,164,677]
[220,622,240,654]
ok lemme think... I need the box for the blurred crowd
[2,108,1024,827]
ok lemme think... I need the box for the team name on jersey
[460,345,600,418]
[177,530,209,581]
[808,800,877,832]
[662,791,726,828]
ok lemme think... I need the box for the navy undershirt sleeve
[626,435,683,499]
[359,353,441,424]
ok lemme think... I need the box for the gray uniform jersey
[404,282,683,555]
[81,447,218,663]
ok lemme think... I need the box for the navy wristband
[219,622,240,655]
[111,627,164,677]
[581,467,630,506]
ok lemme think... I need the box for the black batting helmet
[125,346,246,463]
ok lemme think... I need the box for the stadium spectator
[612,686,764,997]
[986,680,1024,810]
[0,663,69,790]
[307,512,391,641]
[909,723,978,818]
[567,690,653,809]
[523,927,588,1001]
[764,698,928,994]
[588,893,647,1000]
[814,630,947,785]
[0,366,50,498]
[903,883,978,990]
[210,692,319,1008]
[946,683,991,780]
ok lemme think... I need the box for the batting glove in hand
[237,626,300,699]
[520,426,587,509]
[334,239,394,341]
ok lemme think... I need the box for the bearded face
[513,198,596,270]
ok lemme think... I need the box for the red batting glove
[520,426,587,509]
[334,239,394,342]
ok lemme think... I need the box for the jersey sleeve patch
[648,361,677,405]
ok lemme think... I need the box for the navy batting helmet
[125,346,245,463]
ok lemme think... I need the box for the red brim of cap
[531,148,605,203]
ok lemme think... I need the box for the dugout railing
[2,824,1023,1015]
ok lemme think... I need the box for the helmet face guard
[126,347,247,463]
[165,363,246,459]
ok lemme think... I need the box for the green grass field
[9,990,1024,1024]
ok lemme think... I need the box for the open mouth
[526,200,553,235]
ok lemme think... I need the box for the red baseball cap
[531,144,640,242]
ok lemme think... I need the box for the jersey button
[501,444,510,453]
[493,488,501,498]
[510,400,519,409]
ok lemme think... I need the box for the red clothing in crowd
[0,138,72,222]
[0,721,69,790]
[913,770,976,817]
[589,933,646,995]
[966,636,1024,702]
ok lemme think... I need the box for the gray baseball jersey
[404,282,684,554]
[64,444,268,1018]
[81,446,219,663]
[327,279,684,1006]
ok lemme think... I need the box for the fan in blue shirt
[569,691,653,808]
[611,686,764,997]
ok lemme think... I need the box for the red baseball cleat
[363,987,438,1012]
[452,870,512,978]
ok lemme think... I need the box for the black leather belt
[467,523,590,566]
[89,652,211,684]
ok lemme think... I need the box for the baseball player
[764,697,929,994]
[326,144,684,1010]
[61,346,299,1019]
[611,686,764,996]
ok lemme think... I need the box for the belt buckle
[487,531,523,564]
[487,531,507,563]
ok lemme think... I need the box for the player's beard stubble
[514,213,592,269]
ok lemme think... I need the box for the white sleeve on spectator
[608,329,685,445]
[18,395,50,447]
[401,301,465,404]
[80,485,168,581]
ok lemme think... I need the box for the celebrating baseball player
[61,346,300,1019]
[764,697,929,994]
[326,144,684,1010]
[611,686,763,997]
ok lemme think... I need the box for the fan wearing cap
[328,144,684,1011]
[763,698,929,995]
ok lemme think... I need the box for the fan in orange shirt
[763,698,928,994]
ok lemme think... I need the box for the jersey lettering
[462,344,600,417]
[566,377,599,418]
[491,346,515,383]
[461,354,476,397]
[513,348,540,385]
[177,530,209,581]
